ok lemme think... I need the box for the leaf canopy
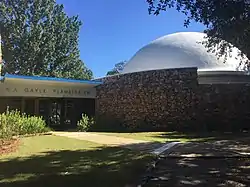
[0,0,93,79]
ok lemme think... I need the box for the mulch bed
[0,138,20,155]
[0,132,52,156]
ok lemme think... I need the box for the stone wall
[96,68,199,131]
[195,84,250,131]
[96,68,250,132]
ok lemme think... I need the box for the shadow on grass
[0,146,153,187]
[151,131,250,142]
[146,157,250,186]
[1,137,250,187]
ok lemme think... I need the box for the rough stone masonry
[96,68,250,132]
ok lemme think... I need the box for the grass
[0,135,153,187]
[96,132,215,142]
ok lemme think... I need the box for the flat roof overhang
[198,71,250,84]
[0,74,103,98]
[0,73,102,86]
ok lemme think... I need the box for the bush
[77,114,95,132]
[0,109,50,139]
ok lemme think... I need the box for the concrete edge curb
[13,132,52,138]
[136,140,250,186]
[159,155,250,159]
[137,142,182,187]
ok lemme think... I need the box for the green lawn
[0,135,153,187]
[96,132,215,142]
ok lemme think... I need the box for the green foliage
[77,114,95,132]
[0,110,49,139]
[76,114,128,132]
[106,61,126,76]
[147,0,250,69]
[0,0,93,79]
[106,69,119,76]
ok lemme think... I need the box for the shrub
[77,114,95,132]
[18,115,49,135]
[0,109,49,139]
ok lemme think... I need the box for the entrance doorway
[38,98,95,130]
[50,100,62,128]
[0,97,95,130]
[38,99,65,129]
[64,100,75,127]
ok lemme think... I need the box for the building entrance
[38,98,95,130]
[0,97,95,130]
[0,73,101,130]
[49,100,62,128]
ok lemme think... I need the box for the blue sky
[56,0,205,78]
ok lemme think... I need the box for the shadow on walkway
[150,131,250,142]
[143,136,250,186]
[145,157,250,187]
[1,134,250,187]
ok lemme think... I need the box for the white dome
[122,32,245,74]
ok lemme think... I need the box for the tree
[146,0,250,70]
[106,61,126,76]
[0,0,93,79]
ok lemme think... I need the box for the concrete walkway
[52,131,149,147]
[165,138,250,158]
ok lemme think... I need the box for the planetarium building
[122,32,241,73]
[96,32,250,131]
[1,32,250,131]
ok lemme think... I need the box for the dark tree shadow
[123,142,167,152]
[0,146,153,187]
[144,135,250,186]
[145,157,250,187]
[1,134,249,187]
[167,139,250,158]
[151,131,250,142]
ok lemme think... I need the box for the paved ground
[53,132,250,186]
[143,138,250,187]
[52,131,151,147]
[52,132,166,152]
[145,157,250,187]
[164,138,250,158]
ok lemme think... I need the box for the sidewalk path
[164,138,250,158]
[141,137,250,187]
[52,131,150,147]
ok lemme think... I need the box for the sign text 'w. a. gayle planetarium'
[3,86,94,98]
[6,87,90,95]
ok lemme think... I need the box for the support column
[21,98,25,114]
[35,99,39,116]
[60,99,65,129]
